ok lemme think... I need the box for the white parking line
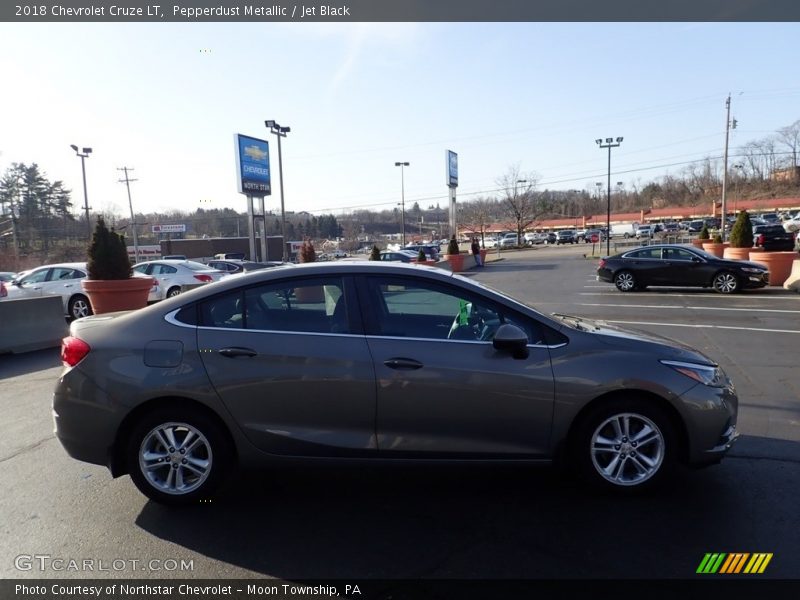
[604,320,800,334]
[580,303,800,314]
[579,292,800,300]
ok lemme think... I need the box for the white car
[2,262,92,319]
[482,236,499,249]
[132,260,224,301]
[782,215,800,233]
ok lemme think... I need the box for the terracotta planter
[446,253,466,273]
[81,277,154,314]
[747,251,798,286]
[691,238,707,249]
[412,259,437,267]
[702,242,728,258]
[480,249,488,263]
[723,247,752,260]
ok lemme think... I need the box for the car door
[661,247,709,286]
[621,248,665,285]
[43,266,86,312]
[358,274,555,457]
[197,274,377,457]
[11,267,50,300]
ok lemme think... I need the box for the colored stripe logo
[697,553,772,574]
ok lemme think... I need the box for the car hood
[553,314,716,366]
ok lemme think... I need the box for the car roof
[29,262,87,271]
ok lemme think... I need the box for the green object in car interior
[458,300,470,325]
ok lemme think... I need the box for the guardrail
[611,234,694,252]
[0,296,67,354]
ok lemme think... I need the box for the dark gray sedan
[54,262,738,505]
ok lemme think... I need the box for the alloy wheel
[713,272,738,294]
[590,412,665,486]
[614,271,636,292]
[69,296,92,318]
[138,422,212,495]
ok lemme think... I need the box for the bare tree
[776,119,800,176]
[497,165,545,244]
[460,196,497,247]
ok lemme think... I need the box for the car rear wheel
[126,408,232,506]
[68,294,93,319]
[614,270,637,292]
[712,271,739,294]
[166,286,182,298]
[572,399,676,491]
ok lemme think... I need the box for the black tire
[166,286,182,298]
[571,397,676,492]
[712,271,740,294]
[614,270,637,292]
[68,294,93,319]
[126,407,233,506]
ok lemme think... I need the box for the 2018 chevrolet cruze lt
[54,262,738,505]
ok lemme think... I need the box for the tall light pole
[596,137,623,255]
[265,120,291,261]
[70,144,92,238]
[395,161,409,246]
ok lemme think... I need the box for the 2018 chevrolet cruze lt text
[54,262,738,505]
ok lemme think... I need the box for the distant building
[771,167,800,182]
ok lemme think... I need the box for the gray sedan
[54,262,738,505]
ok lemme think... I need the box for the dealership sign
[446,149,458,188]
[152,224,186,233]
[235,133,271,196]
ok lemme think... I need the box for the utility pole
[720,94,737,241]
[118,167,140,263]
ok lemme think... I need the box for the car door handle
[383,358,423,370]
[218,347,258,358]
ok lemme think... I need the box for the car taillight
[598,259,606,269]
[61,336,90,367]
[194,274,213,282]
[756,234,764,245]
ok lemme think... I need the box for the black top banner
[3,0,800,22]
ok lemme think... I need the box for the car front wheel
[126,408,232,506]
[614,270,637,292]
[572,399,676,491]
[166,286,182,298]
[712,271,739,294]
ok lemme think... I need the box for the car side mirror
[492,323,529,359]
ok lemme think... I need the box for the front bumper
[679,380,739,466]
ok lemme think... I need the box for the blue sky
[1,22,798,221]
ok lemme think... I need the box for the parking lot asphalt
[1,245,799,583]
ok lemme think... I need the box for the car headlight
[660,360,725,387]
[740,267,766,274]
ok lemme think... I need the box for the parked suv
[752,224,795,251]
[499,233,520,248]
[556,230,576,245]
